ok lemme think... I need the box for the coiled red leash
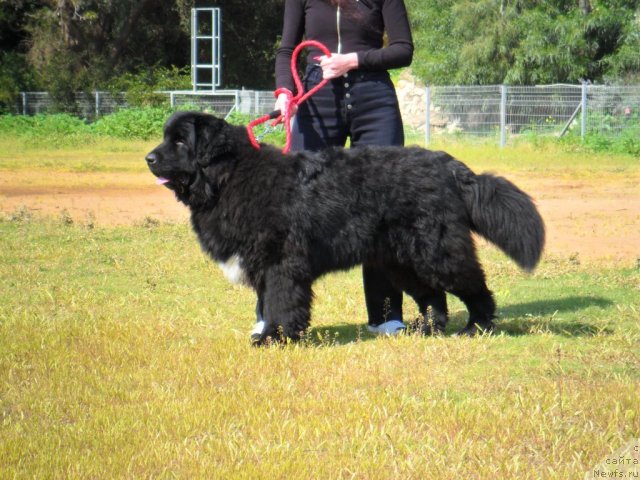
[247,40,331,153]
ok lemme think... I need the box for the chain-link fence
[587,86,640,137]
[11,90,276,120]
[167,90,276,116]
[15,91,130,118]
[9,85,640,146]
[424,84,640,145]
[167,91,237,116]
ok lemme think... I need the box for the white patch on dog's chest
[217,254,249,286]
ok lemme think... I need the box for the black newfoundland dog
[146,111,544,344]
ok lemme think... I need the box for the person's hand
[317,53,359,79]
[274,92,297,118]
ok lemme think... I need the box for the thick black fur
[146,112,545,344]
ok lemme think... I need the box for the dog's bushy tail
[453,161,545,271]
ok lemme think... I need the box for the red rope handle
[247,40,331,153]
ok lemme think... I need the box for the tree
[404,0,458,85]
[0,1,44,108]
[405,0,640,85]
[2,1,283,96]
[24,0,191,98]
[188,1,284,89]
[3,0,639,108]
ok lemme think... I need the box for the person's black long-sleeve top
[275,0,414,92]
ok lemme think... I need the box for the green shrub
[559,128,640,157]
[106,67,191,108]
[0,113,90,137]
[92,107,173,140]
[0,109,169,141]
[3,107,634,154]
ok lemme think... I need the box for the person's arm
[356,0,414,70]
[275,0,306,92]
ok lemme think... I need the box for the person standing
[252,0,414,341]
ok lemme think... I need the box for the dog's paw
[250,320,276,346]
[456,322,495,337]
[250,334,276,347]
[250,322,296,347]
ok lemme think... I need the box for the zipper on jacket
[336,6,342,54]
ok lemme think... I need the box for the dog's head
[145,111,235,207]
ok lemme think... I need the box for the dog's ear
[194,115,233,166]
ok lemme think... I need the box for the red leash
[247,40,331,153]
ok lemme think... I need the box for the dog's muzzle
[146,152,158,165]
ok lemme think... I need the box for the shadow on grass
[496,296,614,337]
[308,295,614,345]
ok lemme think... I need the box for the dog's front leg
[254,264,312,345]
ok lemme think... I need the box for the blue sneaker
[367,320,406,336]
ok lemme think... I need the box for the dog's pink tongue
[156,177,170,185]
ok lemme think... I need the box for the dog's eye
[176,141,186,148]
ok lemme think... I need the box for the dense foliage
[0,0,639,110]
[0,0,283,110]
[407,0,640,85]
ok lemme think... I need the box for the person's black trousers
[290,65,405,325]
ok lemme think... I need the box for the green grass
[407,131,640,177]
[0,136,155,173]
[1,217,638,479]
[2,127,638,180]
[0,139,155,176]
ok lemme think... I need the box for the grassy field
[2,130,639,178]
[0,136,152,174]
[1,135,639,478]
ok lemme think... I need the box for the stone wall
[396,71,449,133]
[396,71,427,131]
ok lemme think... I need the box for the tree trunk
[55,0,79,46]
[579,0,591,15]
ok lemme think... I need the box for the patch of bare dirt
[1,169,638,261]
[0,171,189,225]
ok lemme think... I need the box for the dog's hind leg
[424,227,496,336]
[454,288,496,336]
[384,266,448,335]
[256,263,313,345]
[414,290,448,335]
[448,264,496,336]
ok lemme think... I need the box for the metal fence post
[22,92,27,115]
[95,91,100,118]
[500,85,507,147]
[424,86,431,147]
[581,82,587,139]
[170,92,176,108]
